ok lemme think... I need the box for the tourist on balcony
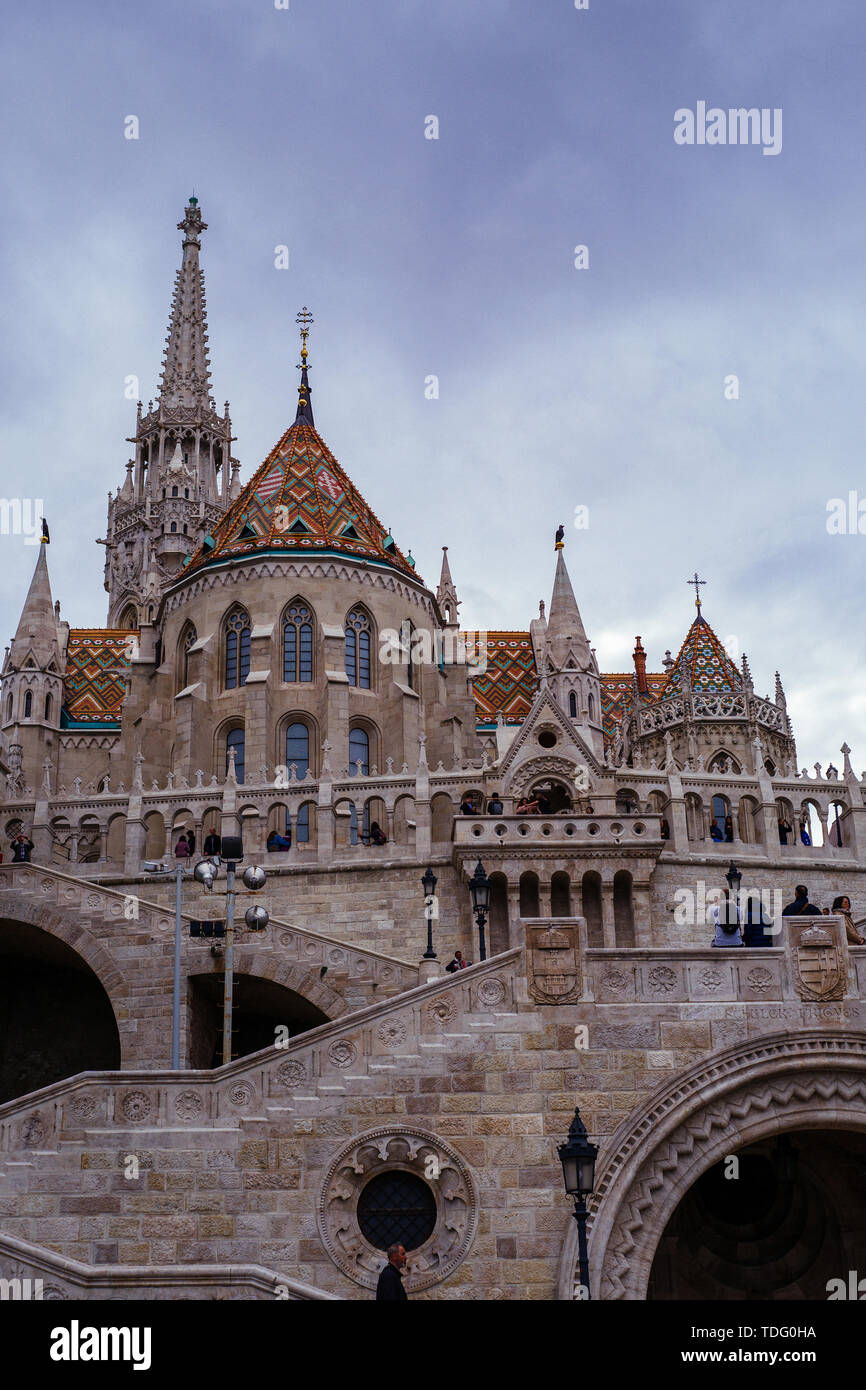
[487,793,504,815]
[710,822,724,842]
[174,832,191,860]
[778,818,792,845]
[536,792,552,814]
[369,821,387,846]
[782,885,822,916]
[459,795,478,815]
[743,895,773,947]
[724,816,734,843]
[800,822,812,846]
[515,796,539,815]
[267,829,292,852]
[831,895,865,945]
[203,830,222,856]
[10,831,34,863]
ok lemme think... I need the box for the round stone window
[357,1171,437,1252]
[538,730,557,749]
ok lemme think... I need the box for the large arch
[557,1031,866,1300]
[187,970,331,1069]
[0,916,122,1101]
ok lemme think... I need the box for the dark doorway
[187,972,329,1068]
[648,1130,866,1299]
[0,920,120,1102]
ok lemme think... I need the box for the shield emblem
[793,924,845,1002]
[529,925,581,1005]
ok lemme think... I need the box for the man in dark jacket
[782,885,823,916]
[376,1243,407,1300]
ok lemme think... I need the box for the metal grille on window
[356,1172,437,1252]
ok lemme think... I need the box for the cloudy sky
[1,0,864,768]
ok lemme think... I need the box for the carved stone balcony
[452,813,665,852]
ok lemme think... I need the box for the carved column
[601,869,616,949]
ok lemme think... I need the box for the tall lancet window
[179,624,197,692]
[569,692,577,718]
[24,691,32,719]
[283,600,314,683]
[225,610,251,689]
[345,608,372,688]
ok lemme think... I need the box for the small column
[506,881,525,952]
[538,879,552,918]
[633,882,652,947]
[601,872,616,949]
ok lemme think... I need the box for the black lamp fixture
[468,860,490,962]
[421,865,438,960]
[557,1106,598,1299]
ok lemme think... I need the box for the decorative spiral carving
[476,977,506,1007]
[120,1091,152,1123]
[376,1019,407,1048]
[327,1039,357,1069]
[228,1080,255,1107]
[427,997,456,1028]
[276,1059,307,1090]
[648,966,676,994]
[747,967,774,994]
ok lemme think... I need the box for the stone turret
[436,547,460,627]
[101,197,238,627]
[539,545,603,758]
[0,540,65,791]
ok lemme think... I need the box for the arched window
[171,486,179,497]
[568,692,577,718]
[349,727,370,775]
[283,600,314,683]
[24,691,32,719]
[286,722,310,778]
[5,693,11,721]
[226,727,245,784]
[225,610,251,689]
[711,794,730,840]
[44,693,52,720]
[349,802,371,845]
[297,804,310,843]
[404,620,416,690]
[345,608,372,688]
[170,521,177,533]
[120,604,137,629]
[179,624,197,691]
[588,692,595,721]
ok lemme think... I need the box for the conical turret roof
[181,415,418,579]
[9,543,60,670]
[545,547,591,669]
[659,612,741,697]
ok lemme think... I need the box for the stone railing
[453,813,664,850]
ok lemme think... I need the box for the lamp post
[193,841,269,1066]
[712,860,743,947]
[468,860,490,962]
[558,1106,598,1300]
[422,865,438,960]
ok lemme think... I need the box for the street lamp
[422,865,438,960]
[712,859,743,947]
[558,1107,598,1300]
[468,860,490,962]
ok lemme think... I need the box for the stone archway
[0,919,121,1102]
[557,1032,866,1299]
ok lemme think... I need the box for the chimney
[633,636,648,695]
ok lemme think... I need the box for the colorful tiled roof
[62,630,135,726]
[659,613,741,698]
[600,673,667,749]
[182,417,417,580]
[470,632,538,721]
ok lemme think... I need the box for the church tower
[101,197,239,628]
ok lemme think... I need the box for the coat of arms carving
[792,922,845,1002]
[529,923,581,1005]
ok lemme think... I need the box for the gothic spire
[158,197,215,411]
[436,546,459,625]
[546,546,590,666]
[9,544,61,669]
[294,306,314,426]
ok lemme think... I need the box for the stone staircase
[0,864,420,1067]
[0,949,530,1298]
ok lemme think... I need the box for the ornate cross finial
[296,306,314,365]
[687,572,706,614]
